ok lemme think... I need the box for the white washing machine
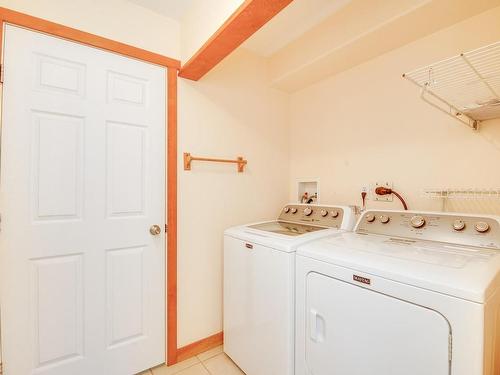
[224,204,355,375]
[295,209,500,375]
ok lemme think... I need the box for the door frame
[0,7,180,366]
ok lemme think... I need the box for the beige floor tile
[176,363,209,375]
[151,356,200,375]
[196,345,223,362]
[203,353,245,375]
[137,371,152,375]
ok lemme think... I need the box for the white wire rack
[422,188,500,200]
[403,41,500,130]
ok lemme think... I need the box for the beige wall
[289,6,500,215]
[177,48,289,345]
[177,0,290,347]
[180,0,244,62]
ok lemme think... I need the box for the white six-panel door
[0,25,166,375]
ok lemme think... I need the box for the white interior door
[0,25,166,375]
[305,272,451,375]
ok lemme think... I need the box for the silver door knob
[150,225,162,235]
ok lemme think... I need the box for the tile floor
[139,346,245,375]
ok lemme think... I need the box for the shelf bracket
[420,84,479,130]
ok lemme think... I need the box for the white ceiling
[243,0,352,57]
[126,0,196,21]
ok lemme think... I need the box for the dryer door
[305,272,451,375]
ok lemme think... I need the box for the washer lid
[224,204,356,253]
[298,232,500,303]
[225,221,343,253]
[247,221,326,236]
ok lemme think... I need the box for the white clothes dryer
[295,210,500,375]
[224,204,355,375]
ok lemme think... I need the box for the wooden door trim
[0,6,180,366]
[166,67,178,365]
[179,0,293,81]
[0,7,180,69]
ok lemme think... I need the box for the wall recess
[297,180,319,204]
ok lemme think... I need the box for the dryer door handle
[309,309,325,343]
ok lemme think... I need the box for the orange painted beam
[179,0,293,80]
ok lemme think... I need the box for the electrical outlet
[371,181,393,202]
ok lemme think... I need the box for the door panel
[107,71,147,106]
[106,246,145,349]
[305,272,450,375]
[106,121,147,217]
[32,254,84,368]
[33,111,84,220]
[0,25,166,375]
[35,53,86,97]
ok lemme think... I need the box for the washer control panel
[279,205,346,228]
[357,211,500,249]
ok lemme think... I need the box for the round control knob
[410,215,426,228]
[475,221,490,233]
[365,214,376,223]
[290,208,298,214]
[452,219,466,231]
[330,210,339,218]
[304,207,313,216]
[284,207,290,213]
[379,215,390,224]
[320,209,328,217]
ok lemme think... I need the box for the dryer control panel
[279,204,349,229]
[357,210,500,249]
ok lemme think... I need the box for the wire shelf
[403,41,500,130]
[422,188,500,200]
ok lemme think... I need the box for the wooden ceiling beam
[179,0,293,80]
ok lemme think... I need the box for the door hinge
[448,334,453,362]
[165,224,168,233]
[0,63,4,84]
